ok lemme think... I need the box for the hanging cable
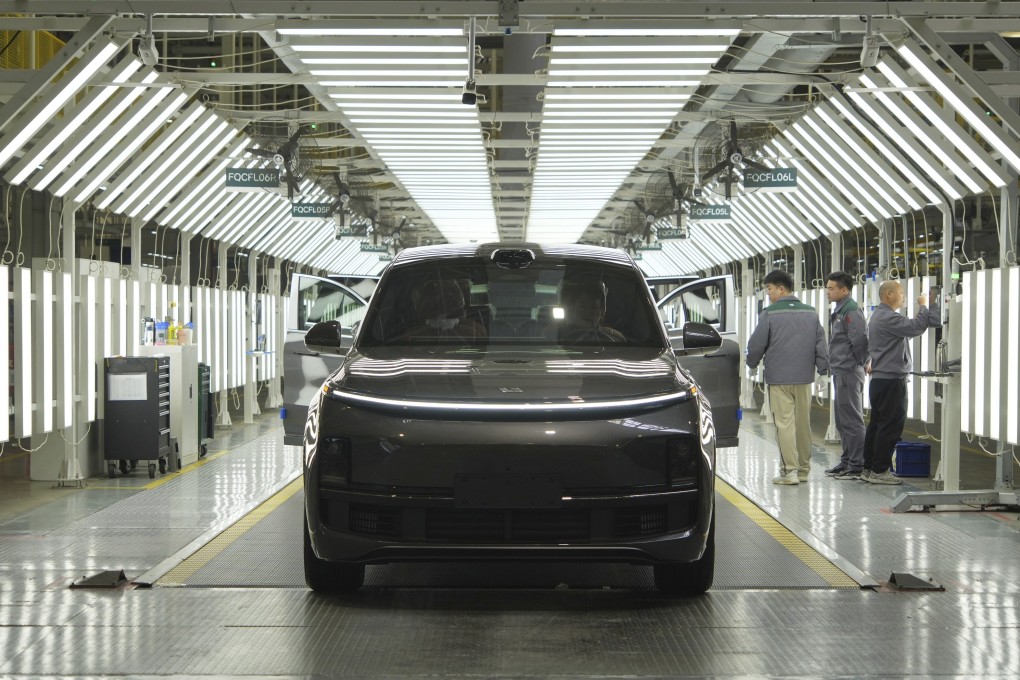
[1,183,14,265]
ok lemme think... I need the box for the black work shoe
[824,464,848,477]
[835,468,862,480]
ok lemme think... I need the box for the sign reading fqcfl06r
[690,204,731,220]
[291,203,333,219]
[225,168,280,191]
[743,167,797,191]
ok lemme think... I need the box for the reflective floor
[1,408,1018,679]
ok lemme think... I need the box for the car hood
[327,349,693,408]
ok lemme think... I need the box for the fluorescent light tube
[0,39,121,170]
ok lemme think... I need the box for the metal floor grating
[167,487,854,590]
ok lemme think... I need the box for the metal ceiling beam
[5,2,1020,17]
[0,15,115,136]
[905,17,1020,140]
[4,15,1020,36]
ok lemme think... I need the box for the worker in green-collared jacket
[746,270,829,486]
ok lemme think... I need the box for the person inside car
[405,278,487,340]
[553,277,626,343]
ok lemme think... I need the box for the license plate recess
[454,475,563,508]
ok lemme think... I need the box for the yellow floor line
[716,478,860,589]
[156,477,303,586]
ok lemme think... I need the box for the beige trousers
[768,383,813,475]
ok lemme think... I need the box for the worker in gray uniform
[823,272,869,480]
[746,270,829,486]
[862,280,932,485]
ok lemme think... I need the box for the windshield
[358,257,666,350]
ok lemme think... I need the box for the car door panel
[659,275,740,447]
[281,275,366,447]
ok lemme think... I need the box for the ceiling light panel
[527,26,737,243]
[5,55,142,186]
[294,30,496,243]
[897,41,1020,177]
[860,72,985,194]
[876,59,1008,187]
[29,70,160,192]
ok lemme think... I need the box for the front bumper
[307,485,712,565]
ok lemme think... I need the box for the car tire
[303,516,364,593]
[654,514,715,595]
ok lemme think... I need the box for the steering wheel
[559,326,621,343]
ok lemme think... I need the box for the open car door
[658,275,740,448]
[282,274,367,447]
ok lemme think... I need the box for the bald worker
[862,280,933,485]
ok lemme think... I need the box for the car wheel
[654,515,715,595]
[303,516,364,593]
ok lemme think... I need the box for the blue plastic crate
[892,441,931,477]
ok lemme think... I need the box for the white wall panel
[13,269,32,438]
[82,275,97,422]
[57,273,73,429]
[0,267,8,442]
[32,270,54,434]
[1008,267,1019,445]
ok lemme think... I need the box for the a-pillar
[244,250,260,423]
[939,205,961,492]
[792,243,804,291]
[216,241,232,427]
[265,258,283,409]
[824,234,842,444]
[738,259,758,412]
[58,199,83,487]
[994,37,1019,492]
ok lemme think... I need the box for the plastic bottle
[177,323,191,346]
[155,321,169,346]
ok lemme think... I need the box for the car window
[359,258,665,350]
[297,277,366,330]
[659,282,722,330]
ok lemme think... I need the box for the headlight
[667,437,698,487]
[318,436,350,487]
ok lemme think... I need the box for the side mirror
[304,320,351,355]
[683,322,722,350]
[669,321,722,352]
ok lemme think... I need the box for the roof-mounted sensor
[491,248,535,269]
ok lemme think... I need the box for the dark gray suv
[292,243,740,594]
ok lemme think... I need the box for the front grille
[427,508,504,541]
[614,505,667,537]
[335,501,685,542]
[349,503,402,539]
[510,509,590,541]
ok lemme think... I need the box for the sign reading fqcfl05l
[690,204,731,221]
[743,167,797,191]
[291,203,333,219]
[225,168,280,191]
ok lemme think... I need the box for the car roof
[390,242,637,268]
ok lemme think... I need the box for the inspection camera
[138,32,159,66]
[462,79,477,106]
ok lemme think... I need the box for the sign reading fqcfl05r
[690,204,731,220]
[743,167,797,191]
[292,203,333,219]
[225,168,280,191]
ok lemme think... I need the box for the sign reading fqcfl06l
[292,203,333,219]
[690,204,731,220]
[225,168,280,191]
[743,167,797,191]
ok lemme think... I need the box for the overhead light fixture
[897,42,1020,176]
[5,56,142,186]
[860,16,880,69]
[0,38,121,171]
